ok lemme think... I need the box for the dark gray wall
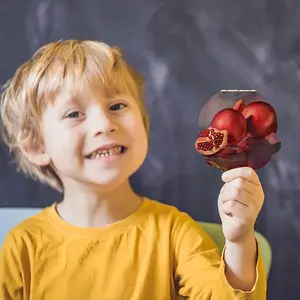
[1,0,299,299]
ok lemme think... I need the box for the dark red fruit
[195,127,227,156]
[264,132,281,153]
[264,132,280,146]
[205,152,248,171]
[237,135,280,169]
[242,101,277,138]
[233,98,245,113]
[238,136,263,152]
[210,108,246,145]
[210,145,241,159]
[204,132,281,171]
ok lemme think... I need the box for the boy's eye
[110,103,127,111]
[66,111,83,119]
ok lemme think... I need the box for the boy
[0,40,266,299]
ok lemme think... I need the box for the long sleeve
[172,212,267,300]
[0,232,29,300]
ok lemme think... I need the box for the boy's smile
[85,143,126,159]
[85,144,128,167]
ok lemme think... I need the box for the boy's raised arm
[173,167,267,299]
[172,213,266,299]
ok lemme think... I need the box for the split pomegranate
[242,101,278,138]
[210,108,246,145]
[195,127,227,156]
[232,98,245,113]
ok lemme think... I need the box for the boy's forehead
[53,86,102,106]
[52,84,133,107]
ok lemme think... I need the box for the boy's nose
[89,111,118,136]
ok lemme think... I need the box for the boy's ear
[19,138,51,166]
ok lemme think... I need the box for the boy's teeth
[90,146,122,159]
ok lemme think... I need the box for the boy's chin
[84,173,129,191]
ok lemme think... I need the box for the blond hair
[0,39,149,192]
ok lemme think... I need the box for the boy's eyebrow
[109,93,135,102]
[56,91,83,105]
[54,94,81,113]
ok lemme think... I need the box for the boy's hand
[218,167,264,243]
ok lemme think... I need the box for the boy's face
[36,86,148,191]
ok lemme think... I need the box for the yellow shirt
[0,198,266,300]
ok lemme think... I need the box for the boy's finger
[221,167,259,186]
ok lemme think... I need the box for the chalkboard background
[1,0,299,299]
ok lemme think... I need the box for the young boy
[0,40,266,299]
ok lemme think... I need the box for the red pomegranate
[195,127,227,156]
[210,108,246,145]
[242,101,277,138]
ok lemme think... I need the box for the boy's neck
[56,180,143,228]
